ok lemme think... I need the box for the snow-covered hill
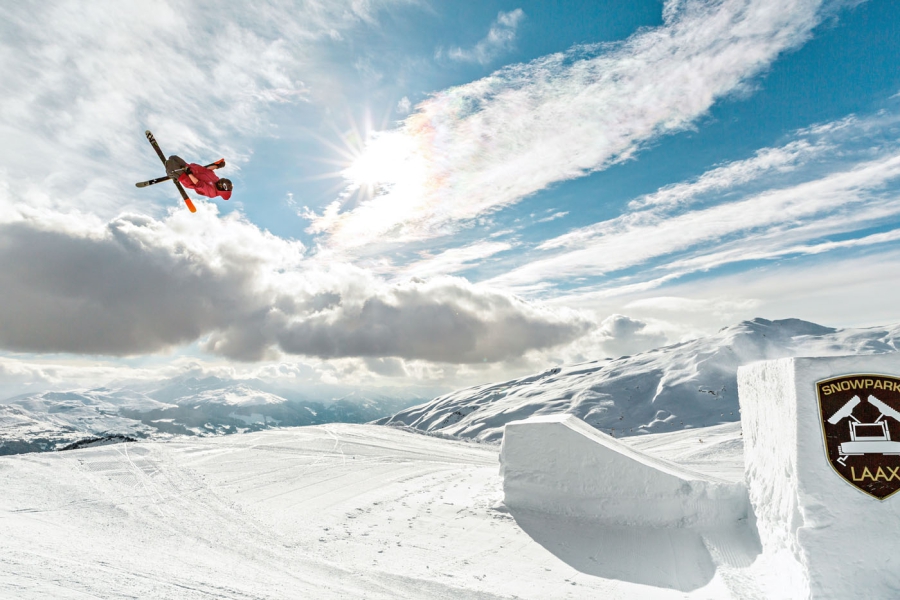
[0,378,427,455]
[378,318,900,443]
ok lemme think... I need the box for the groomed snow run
[1,422,772,599]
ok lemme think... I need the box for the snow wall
[739,354,900,599]
[499,413,748,527]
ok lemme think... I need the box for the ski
[135,174,176,188]
[135,159,226,188]
[144,130,196,213]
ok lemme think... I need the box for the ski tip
[184,197,197,213]
[135,182,144,188]
[144,130,151,135]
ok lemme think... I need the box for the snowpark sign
[817,374,900,500]
[740,355,900,599]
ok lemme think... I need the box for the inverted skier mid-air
[137,130,233,212]
[165,155,233,201]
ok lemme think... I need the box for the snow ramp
[499,413,748,527]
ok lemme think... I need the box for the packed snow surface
[380,318,900,442]
[1,422,778,599]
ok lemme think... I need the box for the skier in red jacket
[165,155,233,200]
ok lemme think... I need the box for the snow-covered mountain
[378,318,900,443]
[0,377,428,455]
[6,318,898,455]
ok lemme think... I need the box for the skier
[165,155,233,200]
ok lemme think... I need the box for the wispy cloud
[536,211,569,223]
[398,241,513,279]
[493,150,900,288]
[627,140,830,209]
[308,0,826,250]
[480,109,900,296]
[441,8,526,65]
[619,249,900,335]
[0,0,411,217]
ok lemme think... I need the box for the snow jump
[138,130,233,213]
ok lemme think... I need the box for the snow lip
[500,413,750,528]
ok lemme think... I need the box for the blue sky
[1,0,899,397]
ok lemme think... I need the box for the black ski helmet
[216,178,233,192]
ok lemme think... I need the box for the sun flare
[343,132,420,189]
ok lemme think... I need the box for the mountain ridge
[0,377,428,455]
[376,318,900,442]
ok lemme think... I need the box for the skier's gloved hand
[184,166,193,176]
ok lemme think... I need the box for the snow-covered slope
[0,378,427,455]
[378,318,900,443]
[1,422,765,599]
[0,390,173,454]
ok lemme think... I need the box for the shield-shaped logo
[817,374,900,500]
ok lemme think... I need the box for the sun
[342,132,418,190]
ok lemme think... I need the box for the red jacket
[178,164,231,200]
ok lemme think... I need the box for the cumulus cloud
[595,314,668,358]
[0,203,591,363]
[0,205,298,356]
[443,9,525,65]
[268,276,591,362]
[308,0,825,250]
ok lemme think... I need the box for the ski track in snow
[0,423,770,599]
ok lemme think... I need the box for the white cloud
[628,139,828,209]
[264,275,592,363]
[543,247,900,349]
[491,145,900,289]
[595,314,668,358]
[398,241,513,279]
[0,0,412,218]
[536,211,569,223]
[444,8,526,65]
[308,0,825,251]
[624,296,760,316]
[0,203,591,364]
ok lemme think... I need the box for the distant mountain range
[5,318,898,455]
[0,377,428,455]
[377,318,900,442]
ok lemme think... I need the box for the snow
[1,380,425,455]
[175,384,288,407]
[500,414,748,528]
[4,323,900,597]
[380,319,900,443]
[2,422,768,599]
[739,354,900,599]
[0,390,171,454]
[226,411,278,425]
